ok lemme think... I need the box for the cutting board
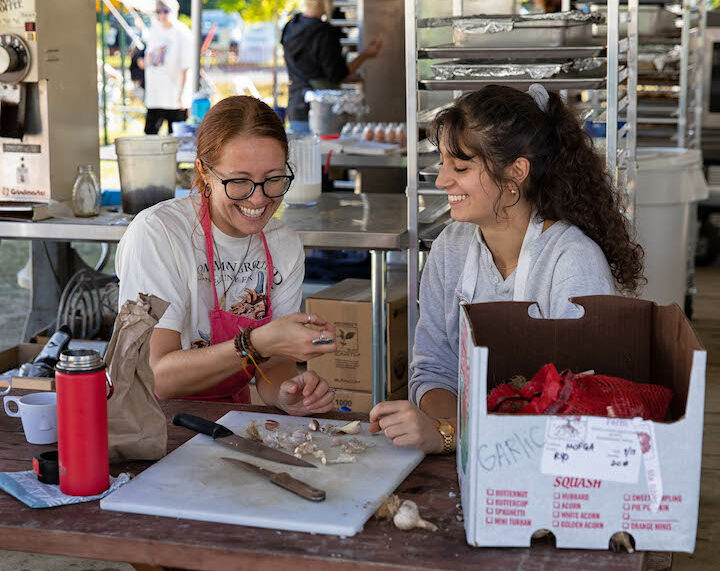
[100,411,424,536]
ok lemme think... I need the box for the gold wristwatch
[435,419,456,454]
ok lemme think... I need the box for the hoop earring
[202,184,212,199]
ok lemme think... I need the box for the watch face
[438,421,454,437]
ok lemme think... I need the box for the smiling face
[435,137,505,227]
[200,136,288,237]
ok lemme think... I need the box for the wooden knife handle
[271,472,326,502]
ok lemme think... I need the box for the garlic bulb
[393,500,438,532]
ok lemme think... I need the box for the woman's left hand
[368,400,443,454]
[275,371,335,416]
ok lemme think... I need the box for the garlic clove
[308,419,320,431]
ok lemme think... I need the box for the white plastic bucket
[635,148,708,306]
[285,135,321,206]
[115,136,179,215]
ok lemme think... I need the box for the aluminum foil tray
[444,11,601,48]
[431,58,605,82]
[418,44,606,60]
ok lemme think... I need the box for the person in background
[281,0,383,135]
[369,84,644,453]
[140,0,192,135]
[116,95,336,415]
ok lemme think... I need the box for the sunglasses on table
[205,164,295,200]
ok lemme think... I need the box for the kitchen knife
[172,413,316,469]
[221,457,326,502]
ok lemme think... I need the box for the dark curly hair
[431,85,644,294]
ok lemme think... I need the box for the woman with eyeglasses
[116,96,336,414]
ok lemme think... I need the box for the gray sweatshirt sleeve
[547,234,617,318]
[408,233,460,405]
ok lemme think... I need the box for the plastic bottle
[71,165,101,217]
[190,89,211,124]
[56,350,114,496]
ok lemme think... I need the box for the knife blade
[221,457,326,502]
[172,413,316,469]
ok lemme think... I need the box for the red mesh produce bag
[487,364,673,421]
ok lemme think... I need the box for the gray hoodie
[408,220,616,406]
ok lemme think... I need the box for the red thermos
[55,349,114,496]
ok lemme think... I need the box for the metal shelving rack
[329,0,363,51]
[404,0,639,351]
[634,0,707,149]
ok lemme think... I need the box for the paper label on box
[540,417,642,484]
[634,418,663,512]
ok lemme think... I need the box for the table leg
[371,250,388,407]
[22,241,73,340]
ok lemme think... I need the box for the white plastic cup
[4,392,58,445]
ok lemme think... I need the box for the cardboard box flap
[307,278,407,305]
[652,304,704,420]
[463,295,652,392]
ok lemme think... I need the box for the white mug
[0,375,10,397]
[4,392,57,445]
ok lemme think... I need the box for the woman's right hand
[250,312,336,363]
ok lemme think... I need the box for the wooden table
[0,398,673,571]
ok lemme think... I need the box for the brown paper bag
[106,294,170,462]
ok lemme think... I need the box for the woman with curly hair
[369,84,644,453]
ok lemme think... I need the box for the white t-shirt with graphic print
[116,194,305,349]
[143,20,193,109]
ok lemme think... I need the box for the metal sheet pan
[418,44,606,60]
[419,76,607,91]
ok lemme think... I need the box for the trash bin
[115,136,179,215]
[635,148,709,307]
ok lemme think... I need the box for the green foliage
[215,0,298,23]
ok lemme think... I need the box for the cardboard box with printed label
[458,296,705,552]
[306,279,408,395]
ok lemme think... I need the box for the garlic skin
[308,419,320,432]
[375,494,401,521]
[326,453,357,465]
[393,500,438,532]
[330,420,360,436]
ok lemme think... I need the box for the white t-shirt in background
[144,20,193,109]
[116,195,305,349]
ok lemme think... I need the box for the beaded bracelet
[235,326,269,364]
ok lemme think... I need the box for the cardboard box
[0,340,109,392]
[457,296,705,552]
[248,384,408,413]
[306,279,408,394]
[0,344,54,391]
[332,386,409,413]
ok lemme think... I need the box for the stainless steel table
[0,193,408,405]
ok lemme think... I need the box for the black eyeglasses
[156,7,171,14]
[206,164,295,200]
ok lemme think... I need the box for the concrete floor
[2,268,719,570]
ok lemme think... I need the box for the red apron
[180,197,274,403]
